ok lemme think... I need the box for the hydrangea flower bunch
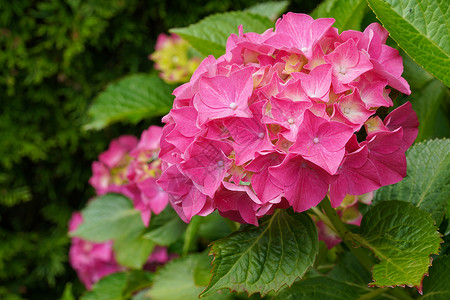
[89,126,168,226]
[157,13,418,226]
[68,212,171,289]
[150,33,202,84]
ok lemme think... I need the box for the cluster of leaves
[0,0,292,299]
[75,0,449,300]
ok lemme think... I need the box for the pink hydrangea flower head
[127,126,170,226]
[68,212,125,290]
[89,135,138,195]
[158,13,417,225]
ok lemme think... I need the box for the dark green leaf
[201,209,318,297]
[366,0,450,86]
[244,1,290,22]
[357,201,442,290]
[374,139,450,224]
[274,277,367,300]
[171,12,273,58]
[84,74,174,130]
[421,256,450,299]
[311,0,369,31]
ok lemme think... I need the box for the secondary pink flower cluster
[150,33,202,84]
[157,13,418,226]
[68,212,170,289]
[89,126,168,226]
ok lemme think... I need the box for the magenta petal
[384,102,419,151]
[181,138,233,197]
[269,154,334,212]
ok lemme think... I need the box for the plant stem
[319,198,373,271]
[182,215,203,256]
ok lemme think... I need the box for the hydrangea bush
[71,1,450,299]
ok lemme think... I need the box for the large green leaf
[142,207,187,246]
[367,0,450,86]
[244,1,290,22]
[356,201,442,290]
[171,11,274,58]
[374,139,450,224]
[81,272,128,300]
[81,271,153,300]
[72,194,154,269]
[311,0,369,31]
[274,277,368,300]
[147,253,231,300]
[84,74,174,130]
[421,255,450,299]
[200,209,318,297]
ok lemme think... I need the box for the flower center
[229,102,237,110]
[344,107,351,114]
[339,66,347,75]
[258,132,265,139]
[313,137,320,144]
[217,160,224,167]
[288,117,295,124]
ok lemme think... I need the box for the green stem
[319,198,373,271]
[182,215,203,256]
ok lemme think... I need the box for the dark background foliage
[0,0,320,299]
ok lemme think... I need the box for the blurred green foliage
[0,0,320,299]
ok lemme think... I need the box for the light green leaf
[113,232,154,269]
[374,139,450,224]
[142,207,187,246]
[84,74,174,130]
[171,11,274,58]
[81,272,127,300]
[73,194,154,269]
[244,1,290,22]
[421,255,450,299]
[311,0,369,31]
[201,209,318,297]
[274,277,367,300]
[356,201,442,290]
[366,0,450,86]
[60,283,75,300]
[73,194,144,242]
[148,253,230,300]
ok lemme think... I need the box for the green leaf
[148,253,231,300]
[411,80,448,142]
[201,209,318,297]
[73,194,154,269]
[171,11,274,58]
[374,139,450,224]
[81,271,153,300]
[366,0,450,86]
[73,194,144,242]
[142,207,187,246]
[421,256,450,299]
[356,201,442,290]
[81,272,128,300]
[113,232,155,269]
[84,74,174,130]
[244,1,290,22]
[311,0,369,31]
[60,283,76,300]
[274,277,367,300]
